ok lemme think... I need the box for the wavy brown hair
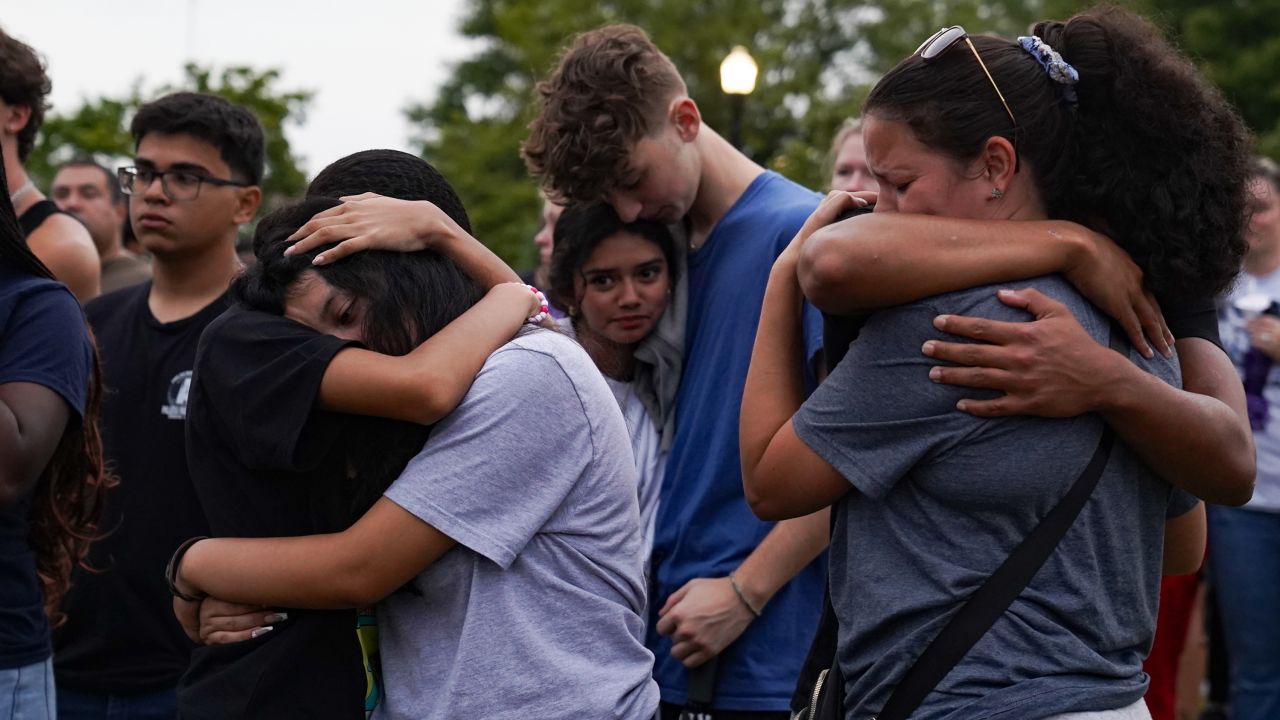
[0,146,114,626]
[523,24,686,205]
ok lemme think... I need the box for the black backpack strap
[875,323,1128,720]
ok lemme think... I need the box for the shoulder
[85,281,149,326]
[0,272,83,327]
[25,211,100,299]
[479,329,611,415]
[745,173,821,228]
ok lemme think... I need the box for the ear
[232,186,263,225]
[979,135,1017,194]
[2,104,31,136]
[668,97,701,143]
[113,197,129,223]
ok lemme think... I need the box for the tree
[410,0,1279,268]
[28,63,312,210]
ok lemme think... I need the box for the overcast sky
[5,0,475,175]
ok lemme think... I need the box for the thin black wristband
[166,535,210,602]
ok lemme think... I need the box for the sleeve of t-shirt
[792,302,987,499]
[196,310,354,471]
[383,343,590,569]
[1160,292,1221,349]
[0,283,92,420]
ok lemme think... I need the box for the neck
[97,234,125,264]
[1247,243,1280,277]
[686,127,765,241]
[575,321,637,380]
[148,236,242,323]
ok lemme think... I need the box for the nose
[140,174,169,204]
[618,278,641,308]
[610,194,642,224]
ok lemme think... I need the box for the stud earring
[991,187,1004,200]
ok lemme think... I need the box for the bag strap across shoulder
[873,323,1128,720]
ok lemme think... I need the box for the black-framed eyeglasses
[916,26,1019,167]
[117,166,250,201]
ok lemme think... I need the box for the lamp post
[719,46,758,151]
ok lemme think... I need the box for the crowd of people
[0,5,1275,720]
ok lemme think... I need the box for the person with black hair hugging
[169,150,659,719]
[548,202,680,590]
[0,142,110,720]
[743,6,1254,719]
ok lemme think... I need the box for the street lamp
[720,46,758,150]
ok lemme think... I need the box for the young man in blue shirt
[524,24,828,718]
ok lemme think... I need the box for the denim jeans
[1208,505,1280,720]
[0,657,56,720]
[55,686,175,720]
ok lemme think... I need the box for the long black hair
[865,5,1252,300]
[232,197,481,513]
[0,146,114,625]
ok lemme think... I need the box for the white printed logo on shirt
[162,370,193,420]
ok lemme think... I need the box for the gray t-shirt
[378,329,659,720]
[793,275,1199,720]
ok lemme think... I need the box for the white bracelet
[525,285,551,325]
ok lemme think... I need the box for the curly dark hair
[131,92,266,186]
[523,24,686,205]
[548,201,678,314]
[0,145,114,626]
[307,149,472,234]
[0,27,51,162]
[865,5,1252,300]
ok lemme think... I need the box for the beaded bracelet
[526,285,551,325]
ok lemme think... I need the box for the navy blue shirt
[0,265,92,669]
[649,172,825,710]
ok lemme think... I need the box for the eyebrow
[133,159,215,174]
[581,257,666,275]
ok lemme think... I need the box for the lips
[136,213,171,230]
[613,315,650,330]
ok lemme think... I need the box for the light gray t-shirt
[1220,268,1280,512]
[377,329,659,720]
[793,275,1199,720]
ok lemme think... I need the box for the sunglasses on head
[916,25,1020,168]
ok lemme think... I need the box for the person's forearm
[318,284,529,424]
[1098,339,1254,506]
[799,215,1082,314]
[732,508,830,612]
[181,534,364,609]
[740,258,809,490]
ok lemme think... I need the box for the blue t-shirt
[649,172,824,710]
[794,276,1199,719]
[0,265,92,669]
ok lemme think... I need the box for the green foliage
[410,0,1280,268]
[28,64,312,211]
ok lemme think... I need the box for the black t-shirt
[54,283,224,692]
[178,307,364,720]
[0,266,92,671]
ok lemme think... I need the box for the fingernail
[997,289,1015,298]
[250,626,274,639]
[264,613,289,624]
[282,244,295,256]
[312,254,325,265]
[933,316,950,330]
[853,197,868,206]
[928,366,942,381]
[922,341,937,356]
[956,400,968,412]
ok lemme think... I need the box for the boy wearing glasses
[524,24,829,719]
[53,91,263,720]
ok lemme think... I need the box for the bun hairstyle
[865,4,1252,300]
